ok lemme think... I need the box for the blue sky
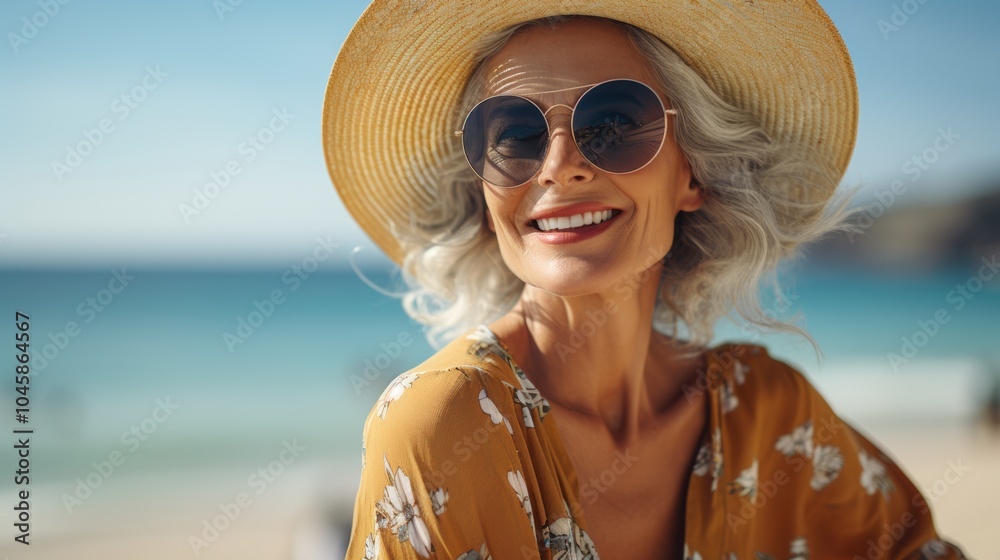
[2,0,998,267]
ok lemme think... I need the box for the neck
[490,260,701,446]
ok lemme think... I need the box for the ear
[677,175,705,213]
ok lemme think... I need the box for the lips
[525,210,622,246]
[534,209,618,232]
[527,202,622,232]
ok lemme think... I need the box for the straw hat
[322,0,858,264]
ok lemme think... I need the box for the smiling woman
[322,2,969,559]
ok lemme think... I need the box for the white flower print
[457,543,491,560]
[727,458,759,499]
[789,536,808,560]
[375,454,433,558]
[542,517,597,560]
[733,359,750,385]
[859,449,896,500]
[683,543,703,560]
[711,426,724,492]
[466,325,498,359]
[721,379,739,413]
[508,469,536,535]
[520,403,535,428]
[467,325,551,421]
[430,487,448,515]
[479,388,513,435]
[363,522,381,560]
[692,442,711,477]
[917,539,949,559]
[502,379,537,429]
[510,363,551,420]
[775,420,814,459]
[811,445,844,491]
[376,371,420,419]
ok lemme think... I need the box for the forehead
[481,18,657,99]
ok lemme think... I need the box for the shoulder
[360,326,527,463]
[707,345,967,557]
[706,342,836,432]
[368,325,522,420]
[711,342,821,396]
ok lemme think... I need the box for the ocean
[0,263,997,487]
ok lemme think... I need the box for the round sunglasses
[454,78,676,188]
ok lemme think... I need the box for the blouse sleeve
[344,366,540,560]
[780,362,970,560]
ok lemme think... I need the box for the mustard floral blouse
[344,325,968,559]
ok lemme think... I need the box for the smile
[534,209,619,232]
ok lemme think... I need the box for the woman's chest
[553,415,707,559]
[578,474,691,560]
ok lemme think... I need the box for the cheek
[481,187,500,232]
[483,188,523,231]
[485,204,495,232]
[629,176,680,257]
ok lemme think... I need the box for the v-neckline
[469,323,729,553]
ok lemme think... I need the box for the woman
[324,2,969,559]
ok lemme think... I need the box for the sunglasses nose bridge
[539,103,578,150]
[542,103,573,117]
[535,110,597,188]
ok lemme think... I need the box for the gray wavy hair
[394,15,856,351]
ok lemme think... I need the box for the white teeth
[535,210,614,231]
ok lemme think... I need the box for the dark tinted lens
[461,96,548,187]
[572,80,666,173]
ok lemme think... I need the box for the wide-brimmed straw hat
[322,0,858,264]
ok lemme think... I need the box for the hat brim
[323,0,858,264]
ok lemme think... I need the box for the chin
[518,258,623,299]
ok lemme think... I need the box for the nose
[536,110,596,188]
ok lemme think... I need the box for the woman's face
[480,18,704,299]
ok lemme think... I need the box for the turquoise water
[0,264,997,485]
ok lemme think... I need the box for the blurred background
[1,0,998,558]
